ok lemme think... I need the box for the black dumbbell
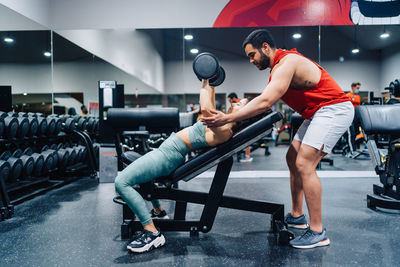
[41,145,59,171]
[52,116,62,135]
[0,159,11,182]
[64,146,77,165]
[23,148,44,177]
[7,112,29,138]
[50,143,70,169]
[77,117,88,131]
[0,115,4,138]
[46,116,56,135]
[192,52,226,87]
[63,118,76,132]
[33,115,48,136]
[0,151,23,182]
[77,145,87,161]
[0,111,19,138]
[12,149,34,179]
[20,113,39,137]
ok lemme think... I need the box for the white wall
[321,60,381,94]
[0,63,52,93]
[381,49,400,91]
[0,0,228,30]
[0,0,50,28]
[0,4,47,30]
[56,29,165,93]
[0,60,160,107]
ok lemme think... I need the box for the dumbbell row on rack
[0,111,100,140]
[0,144,89,183]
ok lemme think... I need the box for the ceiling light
[351,48,360,54]
[190,48,199,54]
[44,51,51,57]
[380,32,390,39]
[184,34,193,40]
[292,33,302,39]
[4,37,14,43]
[23,93,28,96]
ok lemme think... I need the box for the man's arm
[202,56,296,127]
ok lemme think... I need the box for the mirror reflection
[0,30,52,114]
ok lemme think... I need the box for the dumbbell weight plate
[46,117,56,135]
[0,152,23,182]
[17,117,29,138]
[0,160,11,182]
[27,117,39,137]
[31,153,44,177]
[209,66,225,87]
[4,116,19,138]
[0,117,4,137]
[193,52,220,80]
[36,117,48,136]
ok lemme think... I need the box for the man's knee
[295,158,316,178]
[286,146,298,169]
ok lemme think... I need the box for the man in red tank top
[202,29,354,249]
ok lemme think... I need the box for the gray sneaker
[290,228,330,249]
[284,213,309,229]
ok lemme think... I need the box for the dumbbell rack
[0,129,99,211]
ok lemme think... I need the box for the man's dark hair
[242,29,276,49]
[351,82,361,88]
[227,92,238,99]
[81,105,86,111]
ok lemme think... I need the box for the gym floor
[1,145,398,266]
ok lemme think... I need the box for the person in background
[346,82,361,152]
[81,105,88,116]
[346,82,361,107]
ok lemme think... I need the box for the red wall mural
[214,0,400,27]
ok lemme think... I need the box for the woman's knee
[114,174,135,194]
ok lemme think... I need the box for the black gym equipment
[0,151,23,182]
[24,148,45,177]
[109,108,294,245]
[11,149,34,179]
[356,105,400,210]
[193,52,226,86]
[0,111,19,138]
[0,159,14,221]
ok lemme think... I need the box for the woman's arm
[199,80,216,117]
[199,80,233,144]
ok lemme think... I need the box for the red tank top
[269,49,350,119]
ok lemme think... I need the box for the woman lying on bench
[115,80,251,253]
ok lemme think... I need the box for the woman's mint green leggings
[114,133,189,226]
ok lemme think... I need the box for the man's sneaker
[151,209,169,219]
[127,230,166,253]
[284,213,309,229]
[290,228,330,249]
[240,157,253,163]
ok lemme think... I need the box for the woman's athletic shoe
[127,230,166,253]
[284,213,309,229]
[290,228,330,249]
[151,209,169,219]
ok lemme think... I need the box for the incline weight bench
[356,104,400,210]
[108,108,294,244]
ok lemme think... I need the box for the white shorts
[293,101,354,154]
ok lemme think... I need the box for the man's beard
[256,49,270,70]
